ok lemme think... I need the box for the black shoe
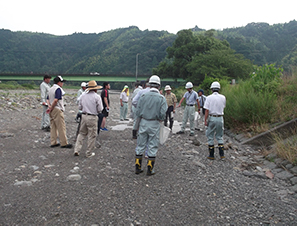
[50,143,60,148]
[45,127,50,132]
[61,144,73,148]
[74,152,79,156]
[176,131,184,134]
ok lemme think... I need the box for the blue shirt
[183,90,198,105]
[55,88,62,100]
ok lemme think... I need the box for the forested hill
[0,20,297,75]
[216,20,297,72]
[0,26,176,75]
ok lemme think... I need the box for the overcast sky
[0,0,296,36]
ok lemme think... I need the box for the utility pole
[135,53,140,81]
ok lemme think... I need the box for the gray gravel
[0,89,297,225]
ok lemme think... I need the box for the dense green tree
[281,44,297,74]
[217,20,297,67]
[155,29,253,84]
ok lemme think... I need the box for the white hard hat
[210,81,220,89]
[149,75,161,85]
[164,85,171,91]
[81,82,87,87]
[185,82,193,89]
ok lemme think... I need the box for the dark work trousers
[164,105,174,130]
[97,113,104,134]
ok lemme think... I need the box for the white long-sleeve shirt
[40,81,51,104]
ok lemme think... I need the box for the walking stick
[75,118,81,141]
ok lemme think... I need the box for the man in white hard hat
[134,75,167,176]
[75,82,87,123]
[176,82,200,136]
[164,85,177,130]
[74,80,103,158]
[204,81,226,160]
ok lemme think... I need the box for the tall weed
[223,80,277,131]
[272,129,297,165]
[275,74,297,122]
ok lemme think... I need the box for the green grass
[0,75,184,82]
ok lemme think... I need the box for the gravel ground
[0,89,297,225]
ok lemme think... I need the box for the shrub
[250,64,283,93]
[223,80,277,131]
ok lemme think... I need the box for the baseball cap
[54,75,66,84]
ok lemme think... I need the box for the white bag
[194,111,200,121]
[159,123,171,145]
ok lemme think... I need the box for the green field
[0,74,184,82]
[0,74,185,90]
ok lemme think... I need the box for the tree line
[0,20,296,79]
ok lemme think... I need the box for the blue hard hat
[198,89,204,94]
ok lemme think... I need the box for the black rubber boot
[147,157,156,176]
[219,144,225,159]
[207,145,215,160]
[132,130,137,139]
[135,155,143,174]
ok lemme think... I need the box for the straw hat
[86,80,102,91]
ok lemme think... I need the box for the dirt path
[0,89,297,225]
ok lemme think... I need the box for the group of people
[39,75,111,156]
[40,74,226,176]
[176,81,226,160]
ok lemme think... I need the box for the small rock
[39,155,47,160]
[290,177,297,185]
[286,164,293,169]
[290,166,297,174]
[264,161,277,170]
[192,139,201,146]
[30,165,39,171]
[44,164,55,168]
[14,181,33,186]
[256,166,263,172]
[242,170,253,177]
[291,184,297,193]
[34,171,42,174]
[193,160,206,169]
[275,170,294,180]
[67,174,82,181]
